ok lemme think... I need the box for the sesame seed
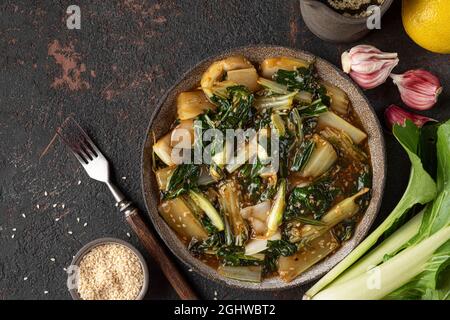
[52,204,57,208]
[68,231,73,235]
[77,180,81,185]
[44,191,48,196]
[22,214,26,218]
[23,277,28,281]
[11,234,15,239]
[36,204,40,209]
[77,217,80,223]
[55,218,60,222]
[61,204,65,209]
[126,233,131,238]
[44,291,48,294]
[122,176,127,180]
[83,222,88,227]
[214,290,217,296]
[50,258,55,262]
[188,268,193,272]
[12,228,16,231]
[213,297,218,300]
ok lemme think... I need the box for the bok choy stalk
[254,91,298,113]
[312,226,450,300]
[288,188,369,243]
[189,190,224,231]
[218,181,249,246]
[266,179,287,237]
[305,120,440,299]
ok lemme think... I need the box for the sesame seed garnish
[55,218,60,222]
[11,234,15,239]
[68,231,73,235]
[23,277,28,281]
[52,204,57,208]
[61,204,65,209]
[77,180,81,185]
[83,222,88,227]
[77,217,80,223]
[22,214,26,218]
[44,191,48,196]
[50,258,55,262]
[126,232,131,238]
[121,176,127,180]
[44,291,48,294]
[36,204,40,209]
[12,228,16,232]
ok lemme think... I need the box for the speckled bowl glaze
[68,237,149,300]
[141,46,386,290]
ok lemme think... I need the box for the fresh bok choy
[266,179,287,237]
[306,120,445,300]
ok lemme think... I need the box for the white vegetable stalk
[333,209,424,286]
[310,226,450,300]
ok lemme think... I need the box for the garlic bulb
[342,45,399,89]
[390,70,443,110]
[384,104,436,130]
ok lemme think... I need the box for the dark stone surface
[0,0,448,300]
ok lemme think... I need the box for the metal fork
[57,117,198,300]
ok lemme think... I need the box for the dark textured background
[0,0,448,300]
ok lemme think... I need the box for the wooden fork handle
[121,205,198,300]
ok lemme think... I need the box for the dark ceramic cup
[300,0,394,43]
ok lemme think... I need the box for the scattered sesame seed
[55,218,60,222]
[44,191,48,196]
[126,232,131,238]
[188,268,193,272]
[214,290,217,296]
[22,214,26,218]
[63,267,67,272]
[50,258,55,262]
[213,297,218,300]
[23,277,28,281]
[44,291,48,294]
[122,176,127,180]
[36,204,40,209]
[12,228,16,232]
[83,222,88,227]
[77,180,81,185]
[76,217,80,223]
[11,234,15,239]
[52,204,57,208]
[61,204,65,209]
[68,231,73,235]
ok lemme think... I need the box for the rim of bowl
[301,0,394,24]
[141,45,386,290]
[68,237,149,300]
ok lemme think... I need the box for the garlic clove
[341,45,399,90]
[384,104,436,130]
[390,70,443,110]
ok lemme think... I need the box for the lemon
[402,0,450,54]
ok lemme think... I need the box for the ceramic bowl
[300,0,394,43]
[141,45,386,290]
[68,237,149,300]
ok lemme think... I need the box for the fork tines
[56,117,100,164]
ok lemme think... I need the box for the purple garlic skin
[384,104,436,130]
[390,69,443,110]
[342,45,399,90]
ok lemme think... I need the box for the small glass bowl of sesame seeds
[68,238,149,300]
